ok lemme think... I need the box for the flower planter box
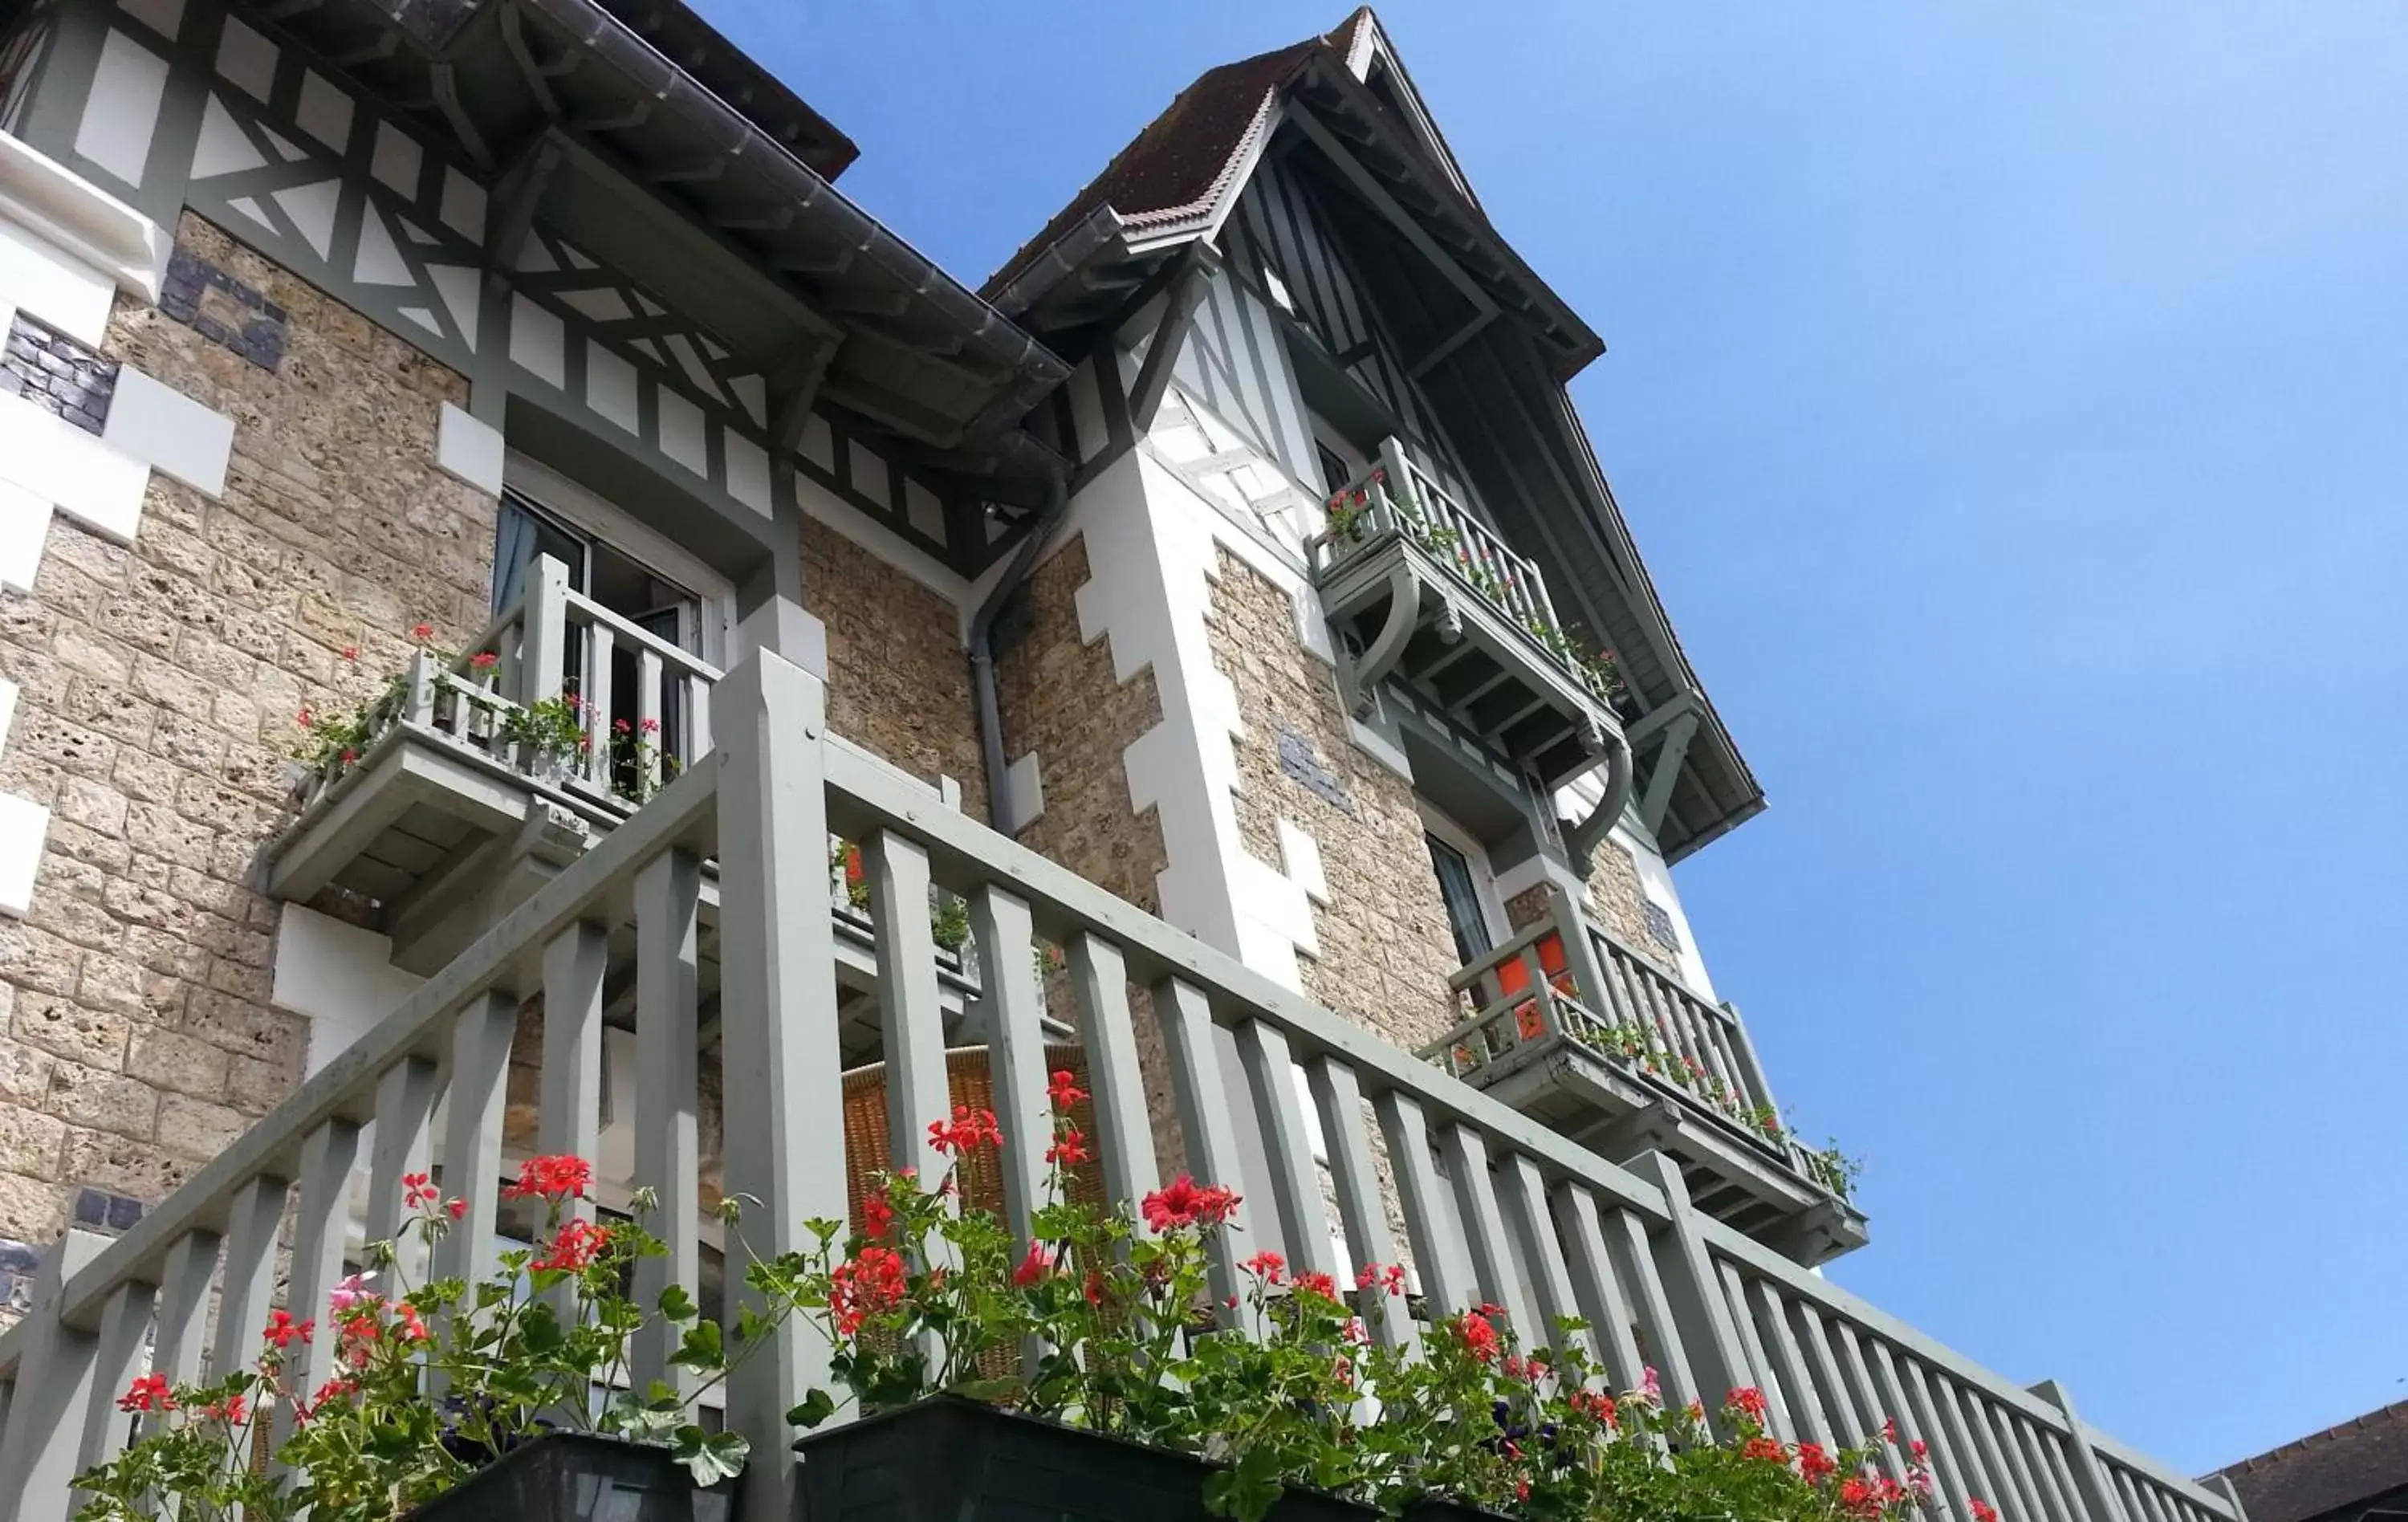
[405,1432,733,1522]
[795,1396,1377,1522]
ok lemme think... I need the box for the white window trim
[1416,798,1510,950]
[502,450,738,667]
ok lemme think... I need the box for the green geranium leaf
[787,1390,837,1430]
[668,1318,724,1372]
[671,1426,750,1487]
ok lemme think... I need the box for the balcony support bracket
[1344,560,1424,719]
[1560,719,1636,869]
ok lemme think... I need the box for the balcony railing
[1304,442,1620,791]
[0,645,2238,1522]
[266,555,722,950]
[1428,886,1865,1259]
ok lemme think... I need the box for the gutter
[966,447,1072,834]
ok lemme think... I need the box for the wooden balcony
[1306,443,1622,792]
[0,642,2235,1522]
[1427,886,1869,1267]
[262,555,1004,1052]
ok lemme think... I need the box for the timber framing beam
[1127,245,1222,434]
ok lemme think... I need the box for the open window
[494,457,734,789]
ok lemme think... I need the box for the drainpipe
[968,452,1071,834]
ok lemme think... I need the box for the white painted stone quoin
[0,135,238,920]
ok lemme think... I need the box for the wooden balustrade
[0,644,2237,1522]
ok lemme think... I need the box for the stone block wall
[0,212,494,1251]
[803,515,984,817]
[1208,550,1461,1056]
[994,533,1169,917]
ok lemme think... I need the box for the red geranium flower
[859,1185,897,1240]
[926,1106,1003,1156]
[534,1218,609,1273]
[1240,1250,1285,1284]
[262,1309,313,1349]
[1727,1386,1770,1423]
[1454,1310,1500,1362]
[1292,1270,1339,1302]
[828,1245,909,1338]
[1011,1240,1055,1287]
[1971,1502,1999,1522]
[470,651,498,670]
[1046,1069,1088,1109]
[402,1171,437,1209]
[502,1154,592,1202]
[1044,1127,1091,1167]
[1140,1174,1240,1232]
[1797,1442,1836,1481]
[116,1373,174,1414]
[1743,1437,1788,1464]
[410,622,434,641]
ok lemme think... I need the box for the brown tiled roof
[982,10,1381,299]
[2218,1399,2408,1522]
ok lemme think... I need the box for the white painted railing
[1308,441,1620,704]
[292,553,721,817]
[0,647,2237,1522]
[1430,885,1829,1179]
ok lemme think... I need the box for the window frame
[499,452,738,668]
[1418,800,1509,961]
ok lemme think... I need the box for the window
[1425,834,1494,967]
[492,458,735,787]
[1316,442,1353,496]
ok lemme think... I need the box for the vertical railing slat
[1985,1399,2055,1522]
[433,991,520,1294]
[365,1056,440,1289]
[1495,1153,1584,1362]
[968,885,1051,1260]
[1745,1276,1828,1447]
[584,623,616,788]
[1961,1390,2025,1520]
[1630,1153,1749,1426]
[1156,976,1250,1322]
[1714,1260,1784,1430]
[637,648,664,797]
[1840,1339,1917,1483]
[1788,1300,1861,1449]
[865,832,951,1182]
[688,673,713,765]
[631,847,702,1396]
[75,1277,156,1475]
[214,1174,288,1386]
[2039,1427,2105,1522]
[1235,1019,1338,1280]
[1549,1183,1648,1390]
[278,1117,364,1444]
[539,922,610,1230]
[147,1229,220,1434]
[1372,1089,1474,1318]
[1305,1056,1415,1352]
[1899,1357,1980,1520]
[1438,1123,1533,1337]
[1066,934,1159,1211]
[1596,1203,1700,1407]
[0,1229,108,1522]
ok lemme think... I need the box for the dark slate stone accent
[160,243,287,372]
[0,1238,40,1273]
[0,310,120,435]
[1272,718,1352,815]
[72,1185,146,1233]
[1643,899,1682,954]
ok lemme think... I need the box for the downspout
[969,452,1071,834]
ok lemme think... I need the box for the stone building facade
[0,0,1788,1316]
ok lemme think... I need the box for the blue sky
[698,0,2408,1473]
